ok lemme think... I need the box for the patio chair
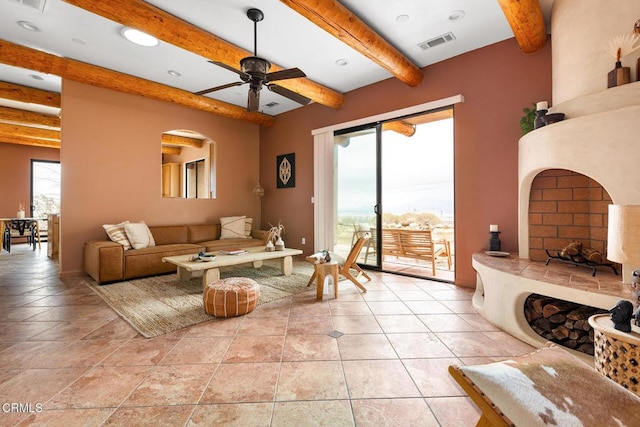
[307,235,372,293]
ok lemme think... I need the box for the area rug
[85,260,316,338]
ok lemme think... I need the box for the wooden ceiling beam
[0,105,60,128]
[280,0,423,87]
[161,145,181,155]
[0,122,60,141]
[61,0,345,109]
[0,40,275,127]
[382,120,416,137]
[0,81,61,107]
[161,134,203,148]
[0,134,60,149]
[496,0,547,54]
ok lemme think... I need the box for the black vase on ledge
[489,231,501,251]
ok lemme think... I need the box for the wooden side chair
[307,235,372,295]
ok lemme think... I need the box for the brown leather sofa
[84,223,267,284]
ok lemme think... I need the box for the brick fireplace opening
[528,169,612,262]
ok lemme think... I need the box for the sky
[336,117,454,221]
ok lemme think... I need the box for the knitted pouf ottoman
[203,277,260,317]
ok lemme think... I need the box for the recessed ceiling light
[448,10,465,22]
[17,20,40,31]
[29,74,44,81]
[167,70,181,77]
[335,58,348,66]
[120,27,159,47]
[396,14,410,23]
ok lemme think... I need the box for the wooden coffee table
[162,246,303,289]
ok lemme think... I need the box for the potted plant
[520,103,536,136]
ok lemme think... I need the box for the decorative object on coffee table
[203,277,260,317]
[267,220,285,249]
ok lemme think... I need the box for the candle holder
[489,231,501,251]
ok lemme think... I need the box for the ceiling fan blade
[267,84,311,106]
[194,81,245,96]
[247,89,261,112]
[265,67,306,83]
[209,60,250,81]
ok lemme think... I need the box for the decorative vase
[608,61,631,88]
[534,110,547,129]
[275,238,285,251]
[489,231,501,251]
[265,241,275,252]
[16,209,25,219]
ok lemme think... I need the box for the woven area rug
[85,260,316,338]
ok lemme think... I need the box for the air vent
[264,102,279,108]
[417,32,456,50]
[8,0,46,12]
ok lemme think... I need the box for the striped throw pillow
[244,217,253,238]
[103,221,132,250]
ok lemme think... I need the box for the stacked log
[525,294,607,355]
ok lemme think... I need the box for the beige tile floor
[0,243,535,426]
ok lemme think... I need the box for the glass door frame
[333,123,383,270]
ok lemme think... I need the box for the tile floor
[0,243,535,426]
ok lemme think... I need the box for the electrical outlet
[301,238,306,245]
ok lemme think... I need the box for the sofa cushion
[148,225,189,245]
[220,216,247,239]
[103,221,132,250]
[123,243,204,280]
[202,238,264,252]
[188,224,220,243]
[124,222,156,249]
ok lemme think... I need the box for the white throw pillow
[103,221,132,250]
[220,216,246,239]
[245,217,253,238]
[124,222,156,250]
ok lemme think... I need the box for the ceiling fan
[195,8,311,112]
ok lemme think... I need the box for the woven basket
[592,326,640,397]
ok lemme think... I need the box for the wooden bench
[448,343,640,426]
[381,228,451,275]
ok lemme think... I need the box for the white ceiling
[0,0,552,116]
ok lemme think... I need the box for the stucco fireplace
[472,0,640,357]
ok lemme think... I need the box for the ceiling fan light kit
[195,8,310,112]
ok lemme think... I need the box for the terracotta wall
[0,144,60,218]
[260,38,552,287]
[528,169,611,262]
[60,81,260,277]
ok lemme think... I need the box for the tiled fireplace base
[472,252,631,361]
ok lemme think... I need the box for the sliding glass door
[332,108,455,280]
[333,125,381,268]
